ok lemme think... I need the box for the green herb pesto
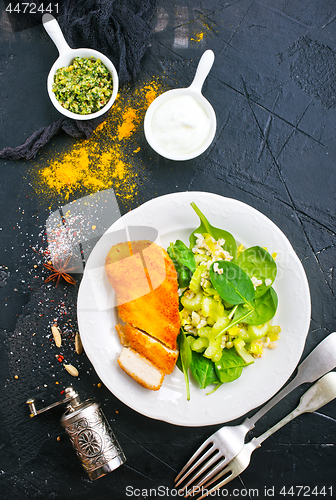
[52,57,113,115]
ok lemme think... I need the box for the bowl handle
[188,50,215,94]
[42,14,72,56]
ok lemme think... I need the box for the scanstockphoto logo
[125,485,262,497]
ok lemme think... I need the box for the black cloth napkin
[0,0,157,161]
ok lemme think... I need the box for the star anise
[43,256,78,286]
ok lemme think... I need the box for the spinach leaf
[190,351,221,389]
[233,287,278,326]
[176,330,192,400]
[236,246,277,298]
[168,240,196,288]
[168,240,196,273]
[218,367,243,383]
[214,287,278,338]
[206,383,223,395]
[209,261,255,305]
[214,348,246,383]
[189,202,237,260]
[177,267,192,289]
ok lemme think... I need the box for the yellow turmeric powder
[145,85,159,105]
[31,77,164,205]
[191,31,204,43]
[118,108,138,140]
[190,12,217,43]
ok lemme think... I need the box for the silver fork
[174,332,336,492]
[195,371,336,499]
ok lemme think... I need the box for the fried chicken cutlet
[105,239,180,391]
[117,347,165,391]
[105,240,180,350]
[116,323,178,375]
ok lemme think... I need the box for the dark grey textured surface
[0,1,335,499]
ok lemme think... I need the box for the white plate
[77,191,311,426]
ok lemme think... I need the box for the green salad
[52,57,113,115]
[167,202,281,400]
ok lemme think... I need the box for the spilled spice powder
[191,31,204,43]
[31,77,164,205]
[118,108,138,141]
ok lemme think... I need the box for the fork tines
[175,436,215,487]
[175,438,229,497]
[194,468,235,500]
[181,466,235,500]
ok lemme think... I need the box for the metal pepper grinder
[26,386,126,480]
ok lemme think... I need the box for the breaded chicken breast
[105,240,180,350]
[116,323,179,375]
[118,347,165,391]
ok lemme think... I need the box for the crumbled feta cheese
[191,311,201,326]
[184,324,193,331]
[184,325,197,335]
[223,250,233,261]
[197,319,208,329]
[213,262,223,274]
[201,278,210,288]
[264,336,271,347]
[184,290,195,299]
[251,276,263,288]
[265,278,272,287]
[193,247,205,254]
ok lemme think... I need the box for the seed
[64,364,79,377]
[75,332,83,355]
[51,324,62,347]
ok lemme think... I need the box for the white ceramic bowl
[144,50,217,161]
[43,14,118,121]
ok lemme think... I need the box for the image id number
[280,486,333,497]
[6,3,59,14]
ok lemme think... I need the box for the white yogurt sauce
[151,94,211,156]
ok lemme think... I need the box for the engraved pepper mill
[26,386,126,480]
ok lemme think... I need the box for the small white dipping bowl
[144,50,216,161]
[43,14,118,121]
